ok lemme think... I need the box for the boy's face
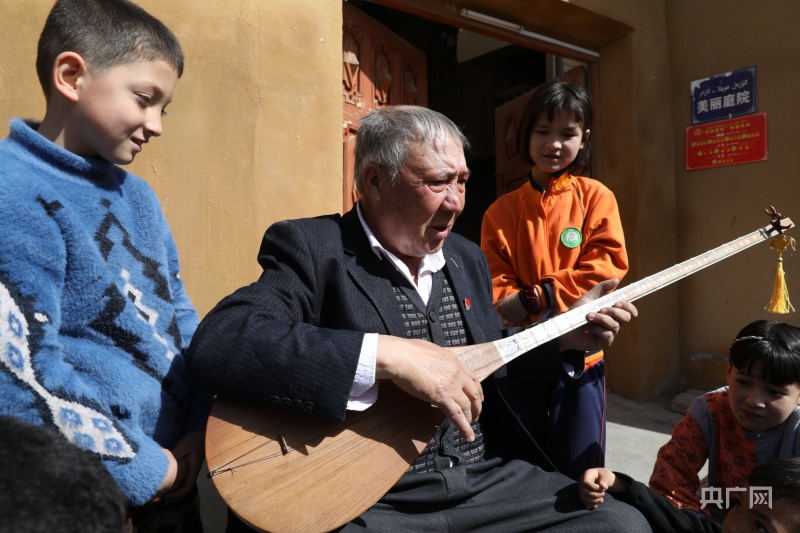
[71,60,178,164]
[722,496,800,533]
[725,362,800,432]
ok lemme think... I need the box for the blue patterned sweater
[0,119,209,505]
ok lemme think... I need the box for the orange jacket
[480,174,628,367]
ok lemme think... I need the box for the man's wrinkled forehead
[410,136,467,167]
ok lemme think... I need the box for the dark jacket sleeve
[186,217,364,421]
[612,473,722,533]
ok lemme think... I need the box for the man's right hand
[375,336,484,441]
[558,279,638,353]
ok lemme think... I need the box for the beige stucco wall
[0,0,343,317]
[663,1,800,388]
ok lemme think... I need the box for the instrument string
[207,434,295,477]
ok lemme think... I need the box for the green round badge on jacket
[560,227,582,248]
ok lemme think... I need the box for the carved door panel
[342,3,427,212]
[494,66,586,197]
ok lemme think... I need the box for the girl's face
[528,109,588,187]
[725,362,800,432]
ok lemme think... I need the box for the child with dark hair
[480,80,628,479]
[649,320,800,524]
[579,457,800,533]
[0,416,128,533]
[0,0,208,530]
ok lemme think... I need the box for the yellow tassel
[766,234,796,314]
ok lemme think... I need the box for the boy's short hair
[748,457,800,506]
[36,0,184,99]
[729,320,800,387]
[0,416,127,532]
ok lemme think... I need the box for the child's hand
[161,430,206,499]
[494,292,529,325]
[151,448,181,503]
[579,467,616,509]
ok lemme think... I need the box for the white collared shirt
[347,203,446,410]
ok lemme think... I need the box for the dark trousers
[227,457,650,533]
[509,360,607,481]
[130,485,204,533]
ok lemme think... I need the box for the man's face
[722,497,800,533]
[71,59,178,164]
[365,133,469,269]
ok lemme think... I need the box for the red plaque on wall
[686,112,767,170]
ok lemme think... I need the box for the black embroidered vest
[384,265,486,474]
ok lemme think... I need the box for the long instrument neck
[490,219,793,369]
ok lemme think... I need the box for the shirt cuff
[347,332,378,411]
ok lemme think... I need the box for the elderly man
[188,105,649,532]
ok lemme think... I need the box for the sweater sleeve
[649,411,710,514]
[540,183,629,312]
[0,190,168,506]
[480,203,521,304]
[613,473,721,533]
[161,217,211,434]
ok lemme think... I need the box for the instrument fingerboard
[493,218,794,364]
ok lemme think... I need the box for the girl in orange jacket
[481,81,628,480]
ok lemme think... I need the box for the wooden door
[342,3,427,212]
[493,67,586,197]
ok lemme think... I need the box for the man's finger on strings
[441,399,476,442]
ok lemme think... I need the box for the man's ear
[52,52,88,103]
[361,163,386,202]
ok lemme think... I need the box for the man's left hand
[558,279,638,352]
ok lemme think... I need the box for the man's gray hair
[353,106,469,194]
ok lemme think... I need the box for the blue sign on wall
[691,66,756,124]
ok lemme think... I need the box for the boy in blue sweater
[0,0,208,530]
